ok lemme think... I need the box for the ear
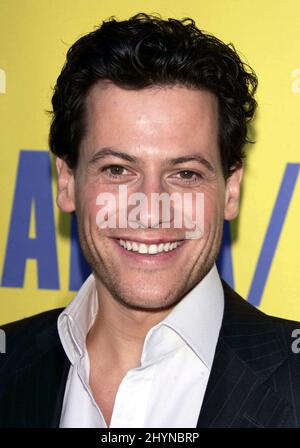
[224,163,243,221]
[55,157,75,212]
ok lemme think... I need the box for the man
[1,13,300,428]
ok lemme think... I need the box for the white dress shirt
[57,264,224,428]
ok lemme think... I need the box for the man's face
[57,82,242,311]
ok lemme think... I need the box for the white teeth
[131,242,139,251]
[158,243,164,253]
[139,244,148,254]
[149,244,158,254]
[119,239,182,254]
[163,242,170,252]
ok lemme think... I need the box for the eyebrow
[89,148,137,164]
[89,147,215,172]
[168,155,215,173]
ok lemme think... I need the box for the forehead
[82,81,220,161]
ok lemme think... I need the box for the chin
[120,298,179,312]
[113,283,185,312]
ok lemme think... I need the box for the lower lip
[111,239,188,265]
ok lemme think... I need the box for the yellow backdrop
[0,0,299,324]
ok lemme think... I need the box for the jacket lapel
[27,320,71,428]
[0,312,71,428]
[197,282,292,427]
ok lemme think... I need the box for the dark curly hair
[49,12,257,178]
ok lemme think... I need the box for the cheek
[202,190,225,229]
[75,183,102,228]
[76,186,125,237]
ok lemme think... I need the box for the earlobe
[224,164,243,221]
[56,157,76,212]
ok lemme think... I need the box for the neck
[86,281,173,372]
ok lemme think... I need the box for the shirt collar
[58,264,224,369]
[160,264,224,368]
[57,274,98,364]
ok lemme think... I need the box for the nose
[128,175,175,230]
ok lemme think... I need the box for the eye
[175,170,203,183]
[101,165,129,178]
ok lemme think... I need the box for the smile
[119,239,182,255]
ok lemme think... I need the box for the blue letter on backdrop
[216,220,234,288]
[1,150,59,289]
[69,213,91,291]
[248,163,299,306]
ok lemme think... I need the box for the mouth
[120,239,183,254]
[111,237,187,265]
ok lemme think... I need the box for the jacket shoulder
[1,308,64,336]
[222,279,300,328]
[0,308,65,379]
[221,279,300,361]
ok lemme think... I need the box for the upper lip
[112,236,185,244]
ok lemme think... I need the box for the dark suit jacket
[1,281,300,428]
